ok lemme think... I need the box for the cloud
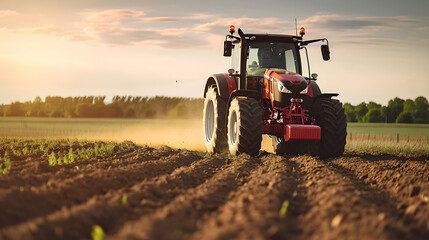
[300,14,417,31]
[85,9,145,22]
[417,27,429,32]
[12,26,59,35]
[339,33,404,45]
[141,17,178,22]
[297,14,419,45]
[0,10,19,17]
[3,10,423,48]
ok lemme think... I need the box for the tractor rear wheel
[203,86,228,153]
[310,98,347,159]
[227,97,263,156]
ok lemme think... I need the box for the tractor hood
[264,69,308,94]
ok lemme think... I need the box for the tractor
[203,25,347,158]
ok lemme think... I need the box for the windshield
[247,42,298,76]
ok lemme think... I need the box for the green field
[347,123,429,138]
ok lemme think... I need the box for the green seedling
[48,152,57,166]
[68,148,77,163]
[279,200,289,218]
[122,194,128,205]
[91,225,105,240]
[22,146,29,156]
[0,157,11,174]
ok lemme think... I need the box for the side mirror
[321,44,330,61]
[224,41,232,57]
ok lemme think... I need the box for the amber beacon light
[229,25,236,34]
[299,27,305,37]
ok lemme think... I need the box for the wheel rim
[275,136,283,144]
[229,110,238,146]
[205,100,215,143]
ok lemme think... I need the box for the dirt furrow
[330,156,429,235]
[343,153,429,181]
[190,154,298,240]
[0,150,201,228]
[0,145,172,190]
[289,155,428,240]
[0,153,224,240]
[109,154,260,240]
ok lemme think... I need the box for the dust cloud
[92,119,206,151]
[93,119,274,153]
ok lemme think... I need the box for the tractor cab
[224,26,330,91]
[224,26,330,108]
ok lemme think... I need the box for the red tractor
[203,26,346,158]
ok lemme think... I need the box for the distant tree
[49,110,64,118]
[367,101,382,110]
[386,97,404,123]
[413,96,429,123]
[4,102,26,116]
[396,111,413,123]
[414,96,429,111]
[343,103,357,122]
[355,102,368,122]
[413,110,429,123]
[380,106,388,123]
[105,104,123,118]
[75,103,91,118]
[403,99,415,113]
[90,104,107,118]
[363,109,384,123]
[28,96,46,117]
[124,108,136,118]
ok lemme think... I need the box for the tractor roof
[244,33,302,43]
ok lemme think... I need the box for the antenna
[295,18,298,36]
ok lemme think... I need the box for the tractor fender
[308,81,322,97]
[203,74,237,99]
[313,93,339,102]
[224,89,259,129]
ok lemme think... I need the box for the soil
[0,145,428,240]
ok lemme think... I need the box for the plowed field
[1,144,428,240]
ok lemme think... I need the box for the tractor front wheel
[227,97,262,156]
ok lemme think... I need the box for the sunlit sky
[1,0,428,105]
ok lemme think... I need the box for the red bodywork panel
[264,69,306,85]
[261,69,320,141]
[262,123,283,136]
[284,124,321,141]
[307,84,314,97]
[224,74,237,95]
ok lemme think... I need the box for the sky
[0,0,428,105]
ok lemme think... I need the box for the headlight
[277,81,291,93]
[300,87,308,94]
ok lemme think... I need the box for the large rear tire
[227,97,263,156]
[310,98,347,159]
[203,86,228,153]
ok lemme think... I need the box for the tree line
[1,95,428,123]
[0,96,204,119]
[344,96,429,123]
